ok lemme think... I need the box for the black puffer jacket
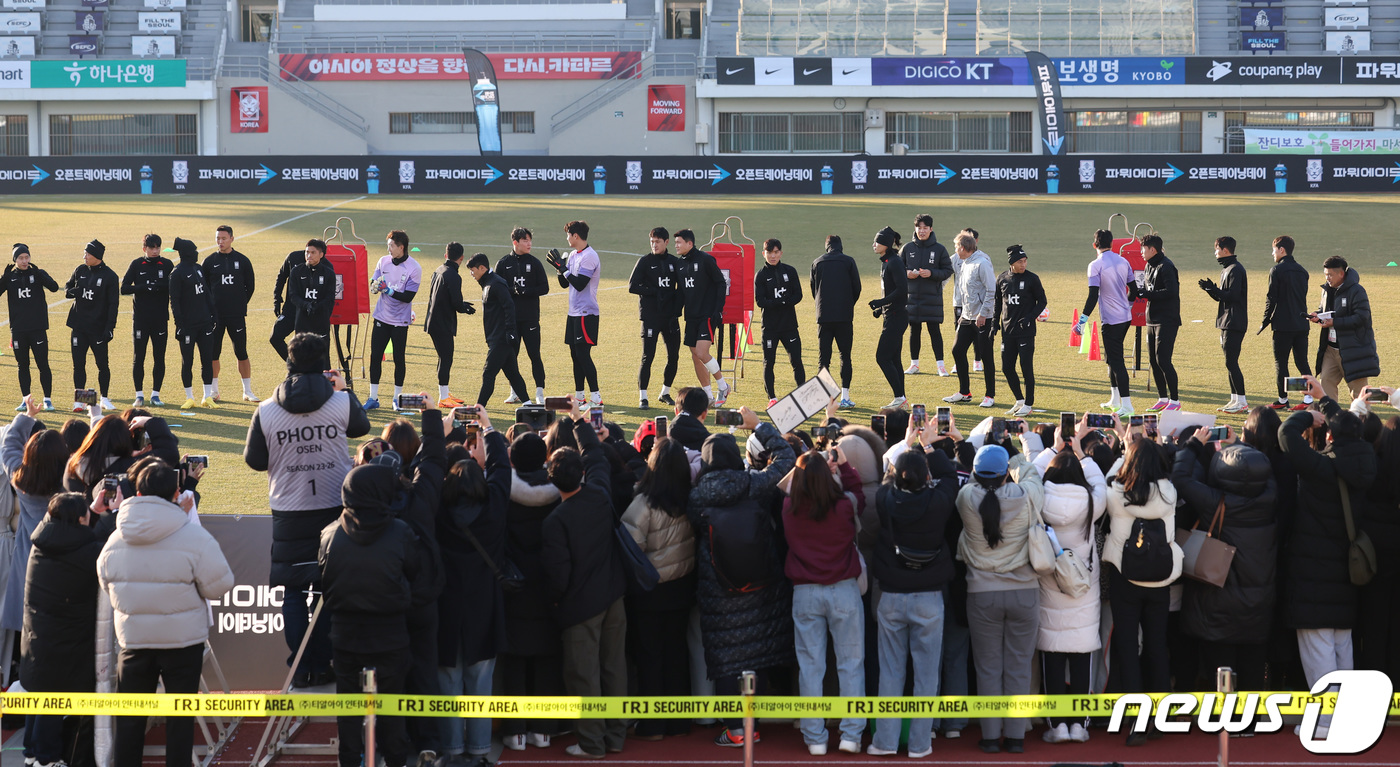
[541,420,627,627]
[900,235,953,323]
[1314,267,1379,382]
[871,450,958,593]
[688,423,795,678]
[1280,399,1375,630]
[1172,442,1278,644]
[437,429,510,667]
[21,515,102,693]
[502,467,562,657]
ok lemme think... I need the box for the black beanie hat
[875,226,901,249]
[172,237,199,261]
[341,463,399,513]
[700,433,744,474]
[84,239,105,260]
[11,243,28,262]
[1007,244,1028,265]
[510,433,547,473]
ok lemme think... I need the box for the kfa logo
[222,274,235,285]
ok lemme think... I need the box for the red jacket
[782,462,865,586]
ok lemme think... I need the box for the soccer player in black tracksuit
[270,249,306,361]
[754,238,805,405]
[423,242,476,407]
[289,239,338,372]
[1129,233,1182,412]
[994,245,1047,417]
[1199,235,1249,413]
[495,227,551,405]
[122,234,174,408]
[628,226,683,410]
[811,235,862,407]
[65,239,119,412]
[1261,235,1313,410]
[169,237,221,409]
[0,243,58,410]
[468,253,529,406]
[868,226,908,408]
[204,225,258,402]
[675,229,731,405]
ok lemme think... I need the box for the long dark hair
[789,450,842,522]
[382,419,421,474]
[1116,439,1168,506]
[545,418,577,454]
[636,436,691,518]
[975,472,1007,548]
[1243,405,1283,460]
[66,415,133,489]
[442,457,486,505]
[13,430,68,497]
[1042,449,1093,538]
[889,449,928,492]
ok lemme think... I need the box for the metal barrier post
[1217,666,1235,767]
[741,670,757,767]
[363,668,377,767]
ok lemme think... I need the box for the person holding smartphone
[1199,236,1250,414]
[995,245,1046,418]
[468,253,530,410]
[1260,235,1313,411]
[1310,255,1378,403]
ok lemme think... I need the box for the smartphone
[1129,415,1144,429]
[870,414,886,438]
[714,409,745,427]
[323,371,338,381]
[1085,413,1115,429]
[935,406,951,435]
[1060,412,1076,443]
[990,417,1006,444]
[102,474,121,505]
[183,454,208,470]
[452,406,480,422]
[655,415,668,438]
[74,388,97,406]
[1144,413,1159,439]
[1005,419,1025,435]
[466,422,480,449]
[911,404,926,429]
[1208,425,1229,441]
[811,425,829,439]
[1366,387,1388,403]
[543,396,575,411]
[1285,376,1308,392]
[589,406,605,431]
[394,393,427,411]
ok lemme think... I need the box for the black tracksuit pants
[335,648,410,767]
[876,317,906,399]
[908,319,944,361]
[952,321,995,397]
[762,330,805,400]
[369,320,409,387]
[480,341,529,405]
[1221,329,1246,396]
[10,329,51,398]
[1272,329,1312,400]
[514,323,546,389]
[270,308,297,360]
[132,324,167,393]
[1102,321,1131,397]
[1001,335,1035,405]
[818,321,854,389]
[70,329,110,396]
[430,330,455,387]
[115,643,204,767]
[178,329,218,388]
[1146,323,1179,401]
[638,324,681,391]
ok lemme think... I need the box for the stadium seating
[13,0,224,79]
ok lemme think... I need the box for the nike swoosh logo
[802,68,821,75]
[725,68,743,75]
[765,68,780,74]
[842,68,860,75]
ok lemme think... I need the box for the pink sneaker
[1164,402,1182,411]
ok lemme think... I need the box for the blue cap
[973,444,1009,479]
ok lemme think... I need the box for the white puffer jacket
[1035,455,1108,653]
[1103,458,1183,588]
[97,496,234,650]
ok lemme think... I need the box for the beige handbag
[1175,499,1236,587]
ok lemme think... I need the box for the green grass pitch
[2,192,1397,514]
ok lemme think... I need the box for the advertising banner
[230,85,268,133]
[67,35,98,56]
[872,57,1025,86]
[278,51,641,82]
[646,84,684,132]
[202,516,288,692]
[1,12,40,32]
[5,154,1400,196]
[1328,31,1370,53]
[0,36,34,57]
[0,60,27,84]
[75,10,102,32]
[132,35,174,57]
[1241,31,1287,52]
[1244,129,1400,155]
[29,59,185,87]
[1025,51,1064,155]
[1325,7,1369,27]
[1053,57,1185,85]
[137,11,179,33]
[462,48,502,156]
[1185,56,1337,84]
[1241,7,1283,28]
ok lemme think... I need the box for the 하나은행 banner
[278,52,642,81]
[10,154,1400,196]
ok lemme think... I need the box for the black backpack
[703,497,779,593]
[1119,517,1173,582]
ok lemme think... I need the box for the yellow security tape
[1,692,1394,718]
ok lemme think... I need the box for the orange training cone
[1087,321,1102,362]
[1068,310,1082,346]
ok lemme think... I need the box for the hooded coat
[1172,442,1278,644]
[835,426,886,562]
[871,449,959,593]
[688,423,796,678]
[169,240,217,336]
[1313,267,1379,383]
[810,246,862,323]
[502,466,562,657]
[22,514,102,692]
[437,429,511,667]
[97,495,234,650]
[1035,455,1108,653]
[1281,400,1376,629]
[899,234,954,323]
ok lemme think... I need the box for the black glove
[546,248,566,272]
[1198,278,1216,292]
[871,305,885,319]
[464,302,477,315]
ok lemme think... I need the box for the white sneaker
[936,360,948,377]
[526,733,551,748]
[1005,404,1021,415]
[885,396,907,409]
[504,734,527,751]
[973,361,983,373]
[807,742,828,756]
[942,392,971,403]
[866,744,897,756]
[504,392,522,404]
[904,362,919,375]
[716,378,732,406]
[909,745,933,758]
[1069,723,1090,742]
[838,739,861,754]
[978,396,995,408]
[99,397,114,411]
[1042,722,1070,744]
[1011,403,1033,417]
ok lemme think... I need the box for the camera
[714,409,745,427]
[910,403,926,429]
[811,425,829,439]
[1005,419,1025,435]
[1208,425,1229,441]
[1144,414,1159,439]
[870,414,886,438]
[990,417,1006,444]
[515,405,552,431]
[936,406,951,435]
[466,422,480,449]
